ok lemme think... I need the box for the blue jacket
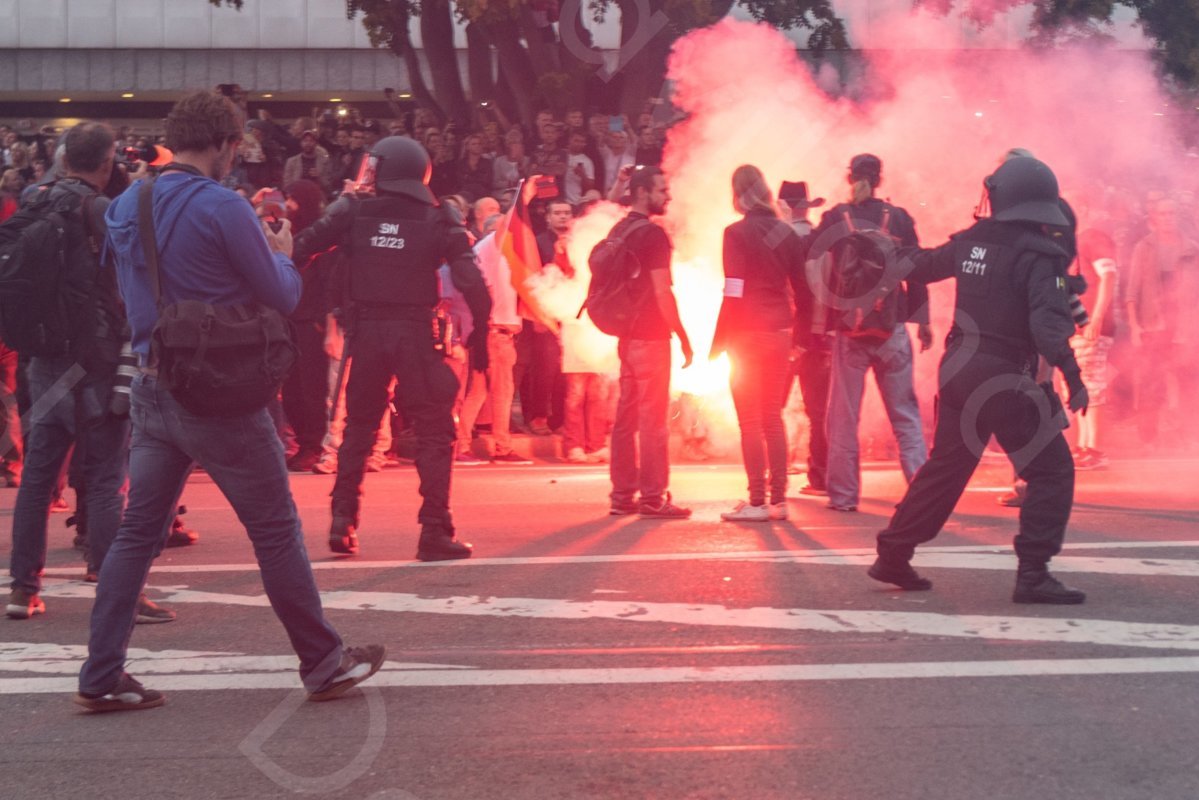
[104,170,300,357]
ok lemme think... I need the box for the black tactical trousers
[332,319,459,529]
[877,354,1074,566]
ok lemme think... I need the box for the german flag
[497,178,559,333]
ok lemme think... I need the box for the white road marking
[33,581,1199,653]
[35,540,1199,576]
[6,651,1199,694]
[0,643,469,676]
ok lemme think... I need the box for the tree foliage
[209,0,1199,123]
[925,1,1199,88]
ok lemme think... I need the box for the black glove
[467,327,489,373]
[1063,367,1089,415]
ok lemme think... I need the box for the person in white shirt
[563,131,595,206]
[600,130,636,195]
[455,215,533,465]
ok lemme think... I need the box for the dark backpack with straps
[139,173,297,417]
[581,217,652,338]
[834,206,903,344]
[0,183,101,357]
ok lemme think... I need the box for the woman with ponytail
[711,165,813,521]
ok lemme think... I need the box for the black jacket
[902,218,1080,380]
[711,209,811,356]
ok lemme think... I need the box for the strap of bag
[137,175,164,312]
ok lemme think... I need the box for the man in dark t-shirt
[607,167,693,518]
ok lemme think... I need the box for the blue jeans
[826,326,927,508]
[79,373,344,695]
[729,330,792,506]
[10,357,130,593]
[610,339,671,507]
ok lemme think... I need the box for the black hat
[778,181,825,209]
[849,153,882,185]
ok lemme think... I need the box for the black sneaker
[638,493,692,519]
[867,558,933,591]
[135,594,177,624]
[1013,572,1086,605]
[329,516,359,556]
[75,673,165,713]
[6,588,46,619]
[308,645,387,702]
[416,526,473,561]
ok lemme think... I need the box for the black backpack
[0,184,101,357]
[833,206,903,344]
[582,217,653,337]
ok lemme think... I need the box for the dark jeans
[610,338,671,506]
[730,330,792,506]
[517,321,563,427]
[877,354,1074,566]
[282,319,330,452]
[10,357,130,593]
[795,347,831,490]
[79,373,344,695]
[332,319,459,528]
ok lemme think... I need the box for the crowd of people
[0,83,1195,710]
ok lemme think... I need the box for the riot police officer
[294,137,491,561]
[865,156,1089,604]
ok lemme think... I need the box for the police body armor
[348,196,444,311]
[943,219,1068,367]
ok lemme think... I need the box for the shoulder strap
[841,209,856,233]
[880,206,892,234]
[80,193,101,257]
[612,216,653,244]
[137,176,163,311]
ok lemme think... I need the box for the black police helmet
[984,157,1069,226]
[371,136,434,203]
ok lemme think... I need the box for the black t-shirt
[620,212,673,340]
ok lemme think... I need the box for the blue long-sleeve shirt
[104,170,300,358]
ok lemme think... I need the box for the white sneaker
[566,446,588,463]
[768,502,788,520]
[586,446,610,464]
[720,501,769,522]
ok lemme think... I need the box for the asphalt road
[3,454,1199,800]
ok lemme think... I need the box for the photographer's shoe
[308,645,386,702]
[1013,570,1086,605]
[867,557,932,591]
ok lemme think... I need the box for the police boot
[867,557,932,591]
[416,524,472,562]
[329,515,359,556]
[1012,563,1085,605]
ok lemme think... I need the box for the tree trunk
[482,18,540,127]
[615,0,674,120]
[419,0,472,128]
[465,22,495,106]
[386,0,443,122]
